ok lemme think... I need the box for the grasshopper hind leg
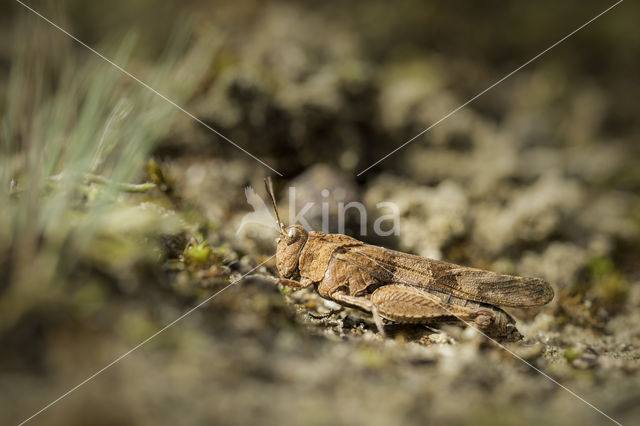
[331,287,520,340]
[369,285,524,340]
[369,285,493,325]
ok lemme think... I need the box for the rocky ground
[1,1,639,425]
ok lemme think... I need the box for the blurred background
[1,1,639,425]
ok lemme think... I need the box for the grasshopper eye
[285,227,301,245]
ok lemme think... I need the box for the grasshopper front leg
[278,277,313,290]
[331,292,387,337]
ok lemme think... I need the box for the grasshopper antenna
[264,177,284,233]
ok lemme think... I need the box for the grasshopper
[265,179,554,340]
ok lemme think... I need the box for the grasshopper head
[276,224,308,278]
[264,177,308,279]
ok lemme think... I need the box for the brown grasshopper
[265,179,554,340]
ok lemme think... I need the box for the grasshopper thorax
[276,225,308,279]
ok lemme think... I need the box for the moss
[117,311,164,346]
[147,158,173,194]
[357,346,387,369]
[279,286,292,295]
[587,256,629,308]
[563,347,581,364]
[71,281,109,319]
[182,240,230,267]
[183,241,214,267]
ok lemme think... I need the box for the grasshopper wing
[337,244,554,308]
